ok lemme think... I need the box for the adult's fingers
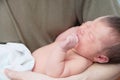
[4,69,23,80]
[4,69,56,80]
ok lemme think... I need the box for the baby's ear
[93,55,109,63]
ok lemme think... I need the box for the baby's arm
[45,34,78,77]
[45,34,92,78]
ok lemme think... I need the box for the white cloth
[0,42,34,80]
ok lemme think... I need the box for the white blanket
[0,42,34,80]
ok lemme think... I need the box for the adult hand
[5,69,55,80]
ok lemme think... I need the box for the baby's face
[75,17,117,61]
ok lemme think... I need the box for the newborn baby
[32,16,120,77]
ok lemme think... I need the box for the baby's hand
[59,33,78,51]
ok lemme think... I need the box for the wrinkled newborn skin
[32,27,92,77]
[32,17,116,77]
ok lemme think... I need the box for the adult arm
[5,63,120,80]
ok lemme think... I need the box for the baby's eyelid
[89,32,94,41]
[86,24,90,28]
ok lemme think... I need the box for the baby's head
[75,15,120,64]
[100,16,120,64]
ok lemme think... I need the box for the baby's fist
[60,34,78,50]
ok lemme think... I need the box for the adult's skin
[5,63,120,80]
[0,0,120,80]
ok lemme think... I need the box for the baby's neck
[72,49,94,63]
[71,49,94,63]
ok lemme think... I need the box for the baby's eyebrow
[88,22,96,28]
